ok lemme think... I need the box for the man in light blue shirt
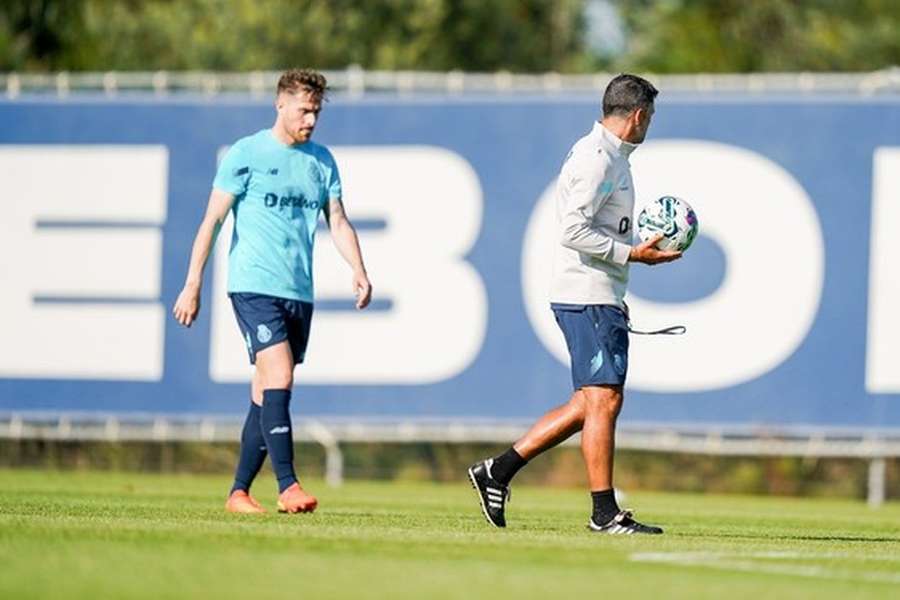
[174,69,372,515]
[213,125,342,303]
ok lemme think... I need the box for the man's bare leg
[513,391,586,460]
[580,385,623,527]
[578,384,660,533]
[251,369,263,406]
[467,391,587,527]
[254,341,294,392]
[580,385,623,491]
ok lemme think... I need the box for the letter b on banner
[210,146,487,384]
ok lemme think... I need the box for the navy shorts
[551,303,629,390]
[230,293,314,365]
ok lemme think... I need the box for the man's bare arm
[324,197,372,310]
[172,189,235,327]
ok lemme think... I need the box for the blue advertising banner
[1,93,898,427]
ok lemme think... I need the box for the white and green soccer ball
[637,196,699,252]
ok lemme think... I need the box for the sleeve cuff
[611,241,632,266]
[212,183,242,196]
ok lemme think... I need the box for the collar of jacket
[591,120,638,159]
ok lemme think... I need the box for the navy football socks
[591,488,620,524]
[261,389,298,493]
[230,401,267,494]
[490,447,528,485]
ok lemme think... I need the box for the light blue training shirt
[213,128,342,302]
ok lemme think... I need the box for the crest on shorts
[256,324,272,344]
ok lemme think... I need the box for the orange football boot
[277,482,318,513]
[225,489,266,514]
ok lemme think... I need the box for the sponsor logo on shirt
[263,192,321,211]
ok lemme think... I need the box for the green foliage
[2,0,898,73]
[0,0,93,70]
[2,0,899,73]
[0,0,587,72]
[617,0,900,72]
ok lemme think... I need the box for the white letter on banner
[866,147,900,393]
[209,146,487,384]
[523,140,824,392]
[0,146,167,380]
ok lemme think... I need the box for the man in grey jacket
[469,74,681,534]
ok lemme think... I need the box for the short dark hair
[602,74,658,118]
[277,68,328,101]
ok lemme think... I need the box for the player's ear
[632,107,645,125]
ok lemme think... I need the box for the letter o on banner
[522,140,824,392]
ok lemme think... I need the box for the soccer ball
[636,196,699,252]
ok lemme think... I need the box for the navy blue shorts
[551,303,629,389]
[230,293,313,365]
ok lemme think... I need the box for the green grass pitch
[2,469,899,599]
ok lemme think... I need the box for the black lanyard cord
[626,324,687,335]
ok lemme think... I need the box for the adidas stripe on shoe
[588,509,663,535]
[467,458,511,528]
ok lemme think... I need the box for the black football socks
[260,389,298,493]
[490,447,528,485]
[231,401,268,494]
[591,488,620,525]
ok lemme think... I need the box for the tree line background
[2,0,898,73]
